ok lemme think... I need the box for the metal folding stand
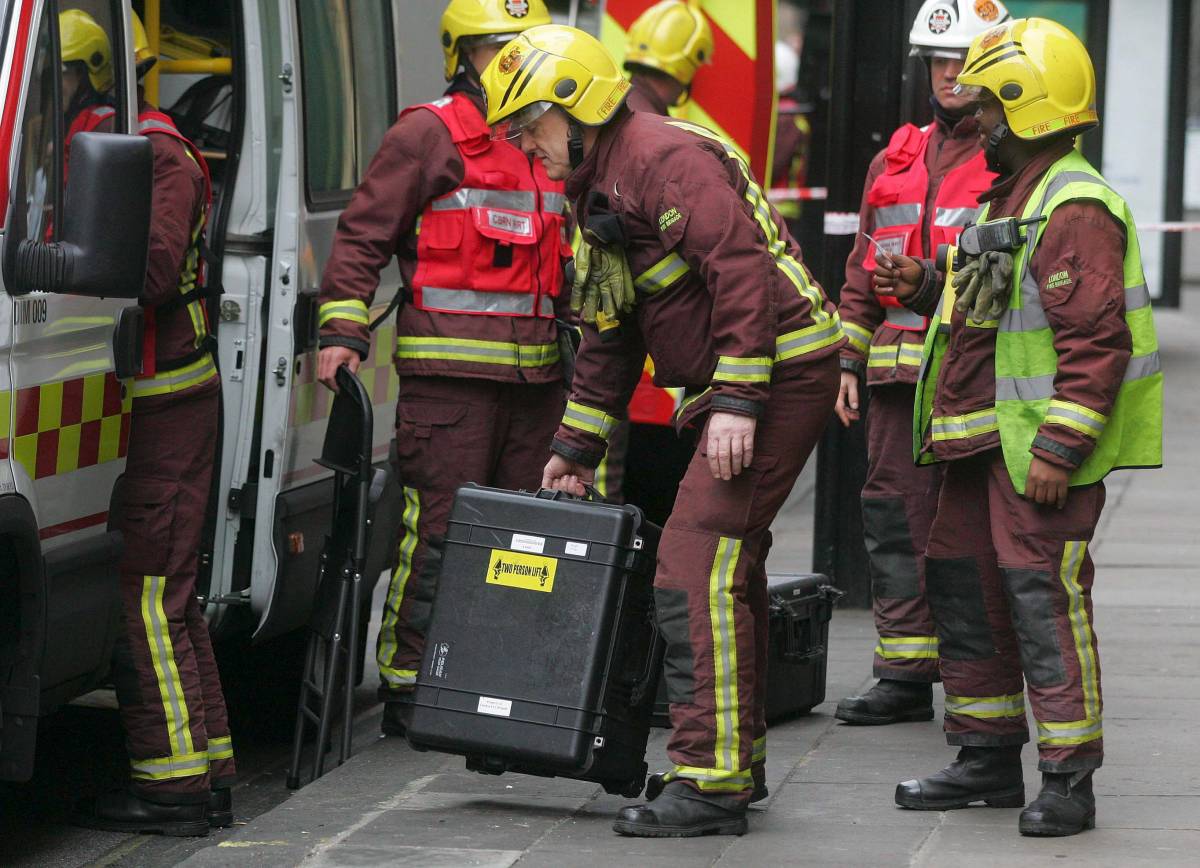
[286,366,376,789]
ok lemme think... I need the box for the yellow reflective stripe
[673,386,712,425]
[141,575,195,757]
[635,252,690,294]
[867,343,924,369]
[396,337,559,368]
[712,355,773,384]
[931,407,999,441]
[1058,541,1101,726]
[944,693,1026,719]
[672,765,753,788]
[774,314,845,363]
[378,487,420,688]
[697,536,743,785]
[752,736,766,764]
[665,119,829,323]
[843,320,872,355]
[207,734,234,761]
[1045,400,1108,439]
[875,636,940,660]
[130,749,209,781]
[1037,717,1103,746]
[562,401,618,440]
[319,299,370,328]
[131,354,218,399]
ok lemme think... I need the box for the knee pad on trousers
[925,556,995,660]
[406,536,444,639]
[862,497,920,599]
[1001,568,1068,687]
[654,586,694,704]
[111,632,147,708]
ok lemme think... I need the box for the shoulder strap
[402,92,490,150]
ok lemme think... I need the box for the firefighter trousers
[925,450,1107,773]
[654,356,839,797]
[863,383,943,682]
[376,376,564,698]
[112,383,234,804]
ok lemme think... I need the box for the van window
[7,2,129,245]
[297,0,396,207]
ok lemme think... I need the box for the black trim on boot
[207,787,234,828]
[895,746,1025,811]
[1019,772,1096,837]
[835,679,934,725]
[614,782,748,838]
[71,789,210,837]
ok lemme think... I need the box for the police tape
[1138,221,1200,232]
[766,186,828,202]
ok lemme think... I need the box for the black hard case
[652,572,839,727]
[406,484,663,797]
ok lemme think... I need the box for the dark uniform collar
[979,136,1077,206]
[565,106,633,201]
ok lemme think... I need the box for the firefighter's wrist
[839,356,866,377]
[550,438,604,469]
[905,259,942,317]
[710,394,765,418]
[319,334,370,360]
[1030,433,1085,470]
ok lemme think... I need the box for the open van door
[249,0,401,642]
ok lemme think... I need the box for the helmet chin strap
[568,120,586,169]
[984,121,1010,174]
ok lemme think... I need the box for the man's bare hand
[541,453,595,496]
[872,252,924,302]
[1025,456,1070,509]
[318,346,361,391]
[706,411,757,481]
[834,370,861,427]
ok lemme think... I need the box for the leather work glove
[570,235,635,328]
[953,250,1014,324]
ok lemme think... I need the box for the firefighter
[315,0,568,736]
[833,0,1010,727]
[874,18,1162,836]
[482,25,844,837]
[623,0,712,114]
[66,11,235,836]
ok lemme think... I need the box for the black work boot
[614,781,748,837]
[1019,772,1096,836]
[207,787,234,828]
[381,699,412,737]
[895,746,1025,810]
[835,679,934,725]
[645,773,767,805]
[71,789,209,837]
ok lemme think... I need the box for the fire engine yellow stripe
[38,380,62,432]
[98,414,124,464]
[82,373,106,422]
[56,424,81,475]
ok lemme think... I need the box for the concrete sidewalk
[181,301,1198,867]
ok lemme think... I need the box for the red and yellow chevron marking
[601,0,777,183]
[10,372,132,480]
[291,320,400,427]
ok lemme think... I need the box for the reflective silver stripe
[774,317,845,361]
[934,206,976,228]
[539,295,554,317]
[1045,402,1106,436]
[421,287,541,316]
[634,252,689,294]
[997,351,1162,402]
[1125,283,1151,311]
[144,576,191,756]
[430,188,536,212]
[1037,718,1103,744]
[138,118,177,135]
[873,203,921,229]
[562,401,617,439]
[713,356,772,383]
[542,192,568,214]
[91,106,116,119]
[931,410,998,438]
[945,693,1026,719]
[885,307,926,329]
[130,752,209,781]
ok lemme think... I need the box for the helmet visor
[910,46,968,60]
[489,100,554,141]
[953,83,985,101]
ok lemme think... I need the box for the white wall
[1102,0,1172,299]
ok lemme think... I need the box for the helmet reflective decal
[499,46,524,74]
[975,0,1002,22]
[927,7,955,34]
[505,0,530,18]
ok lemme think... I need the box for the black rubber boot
[1019,772,1096,837]
[835,679,935,725]
[207,787,234,828]
[71,789,209,837]
[895,746,1025,810]
[381,699,412,737]
[614,781,748,837]
[645,773,767,805]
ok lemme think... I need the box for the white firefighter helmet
[909,0,1012,58]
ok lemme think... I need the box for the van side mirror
[4,132,152,298]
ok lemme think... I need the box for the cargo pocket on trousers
[925,556,995,660]
[1001,568,1068,687]
[394,401,469,490]
[654,586,694,705]
[862,497,921,599]
[115,476,179,576]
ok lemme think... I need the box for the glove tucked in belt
[953,250,1014,324]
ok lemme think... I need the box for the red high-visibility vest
[863,122,994,329]
[406,92,567,319]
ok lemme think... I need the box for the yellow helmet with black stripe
[957,17,1097,140]
[441,0,552,81]
[481,25,630,130]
